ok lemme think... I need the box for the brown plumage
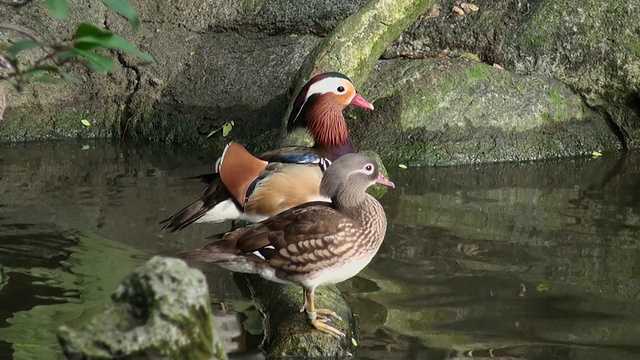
[160,72,374,231]
[178,153,395,338]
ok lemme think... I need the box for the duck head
[320,153,394,206]
[288,72,374,159]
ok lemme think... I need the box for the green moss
[518,1,559,51]
[124,111,209,146]
[629,37,640,59]
[550,86,563,113]
[57,256,221,360]
[466,63,491,81]
[526,29,548,49]
[242,274,357,358]
[0,108,120,141]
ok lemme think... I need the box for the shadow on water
[1,140,640,359]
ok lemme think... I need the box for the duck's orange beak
[351,93,374,110]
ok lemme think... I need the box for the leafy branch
[0,0,154,91]
[207,121,235,138]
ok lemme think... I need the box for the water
[1,140,639,360]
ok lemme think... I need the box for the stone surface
[57,256,225,360]
[1,0,638,165]
[239,274,358,358]
[351,58,620,165]
[385,0,640,148]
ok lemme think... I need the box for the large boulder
[351,57,619,165]
[386,0,639,148]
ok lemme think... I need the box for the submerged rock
[57,256,226,360]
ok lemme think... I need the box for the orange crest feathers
[218,142,268,207]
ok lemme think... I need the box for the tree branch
[0,23,42,42]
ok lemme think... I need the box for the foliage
[207,121,235,138]
[0,0,155,91]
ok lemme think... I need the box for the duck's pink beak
[351,93,375,110]
[375,172,395,188]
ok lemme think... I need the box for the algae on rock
[239,274,358,358]
[58,256,226,360]
[352,58,619,166]
[386,0,640,148]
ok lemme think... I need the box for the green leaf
[592,151,603,158]
[56,50,77,60]
[46,0,69,20]
[74,24,155,64]
[23,68,48,78]
[100,0,140,28]
[60,71,81,83]
[222,121,234,137]
[536,283,550,292]
[75,23,111,39]
[74,41,104,52]
[398,164,407,169]
[8,40,43,57]
[32,76,59,84]
[71,48,114,73]
[81,119,91,127]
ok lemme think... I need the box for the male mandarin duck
[161,72,374,231]
[178,153,395,337]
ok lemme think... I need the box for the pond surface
[1,140,640,360]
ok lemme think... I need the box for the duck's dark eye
[364,164,373,172]
[337,86,345,93]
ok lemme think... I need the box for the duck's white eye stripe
[306,78,350,100]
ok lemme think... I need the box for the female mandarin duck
[161,72,374,231]
[178,153,394,337]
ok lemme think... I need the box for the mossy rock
[351,57,619,166]
[386,0,639,148]
[239,274,358,358]
[58,256,226,360]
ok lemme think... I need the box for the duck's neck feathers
[304,96,355,160]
